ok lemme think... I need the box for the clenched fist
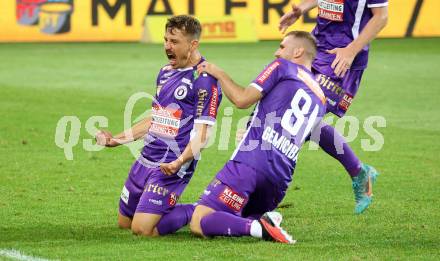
[95,130,119,147]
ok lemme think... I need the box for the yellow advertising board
[1,0,439,42]
[143,15,258,43]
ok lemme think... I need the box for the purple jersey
[313,0,388,69]
[141,58,222,177]
[231,58,326,186]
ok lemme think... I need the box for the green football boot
[352,163,379,214]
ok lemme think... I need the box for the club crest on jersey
[218,187,246,212]
[174,85,188,100]
[318,0,344,22]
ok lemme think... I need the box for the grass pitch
[0,39,439,260]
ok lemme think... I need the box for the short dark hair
[165,15,202,40]
[285,31,317,59]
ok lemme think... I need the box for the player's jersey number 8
[281,88,320,142]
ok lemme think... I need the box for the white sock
[249,220,262,238]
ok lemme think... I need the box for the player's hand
[160,158,184,176]
[279,4,303,33]
[95,130,119,147]
[327,46,357,78]
[197,61,223,79]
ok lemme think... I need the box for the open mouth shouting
[166,52,177,67]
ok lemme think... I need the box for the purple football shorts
[198,160,286,219]
[119,160,189,217]
[312,59,364,117]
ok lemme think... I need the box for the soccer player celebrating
[190,31,325,244]
[95,15,221,237]
[279,0,388,214]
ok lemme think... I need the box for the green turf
[1,38,439,260]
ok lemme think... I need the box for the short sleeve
[153,68,163,102]
[367,0,388,8]
[250,59,283,97]
[156,69,162,86]
[193,73,222,125]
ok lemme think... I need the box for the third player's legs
[312,60,378,214]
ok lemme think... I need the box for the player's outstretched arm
[95,116,152,147]
[279,0,318,33]
[327,6,388,77]
[160,123,211,175]
[197,62,262,109]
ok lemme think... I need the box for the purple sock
[156,204,195,235]
[200,211,253,237]
[317,123,361,177]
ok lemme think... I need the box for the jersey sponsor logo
[163,72,174,78]
[316,74,345,97]
[262,126,300,160]
[338,93,353,111]
[120,185,129,204]
[196,89,208,117]
[168,192,179,206]
[318,0,344,22]
[209,85,219,117]
[257,61,280,84]
[181,77,193,89]
[218,187,246,212]
[145,182,170,196]
[174,85,188,100]
[150,104,182,137]
[148,199,163,206]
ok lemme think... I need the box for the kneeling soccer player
[96,15,221,237]
[190,31,326,243]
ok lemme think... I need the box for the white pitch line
[0,249,55,261]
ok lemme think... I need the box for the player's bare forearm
[279,0,317,32]
[197,61,261,109]
[115,116,151,143]
[297,0,318,13]
[218,74,263,109]
[180,124,210,163]
[216,71,250,108]
[160,124,211,175]
[112,116,152,146]
[348,7,388,55]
